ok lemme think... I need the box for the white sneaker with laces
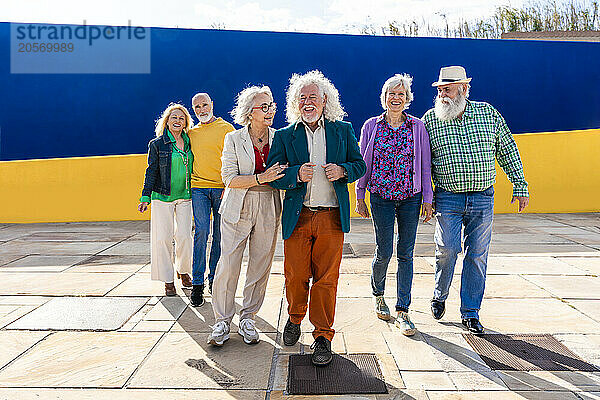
[395,311,416,336]
[238,318,259,344]
[207,321,230,346]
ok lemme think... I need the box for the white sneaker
[395,311,416,336]
[238,318,259,344]
[207,321,230,346]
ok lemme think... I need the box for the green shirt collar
[165,128,190,149]
[462,100,474,119]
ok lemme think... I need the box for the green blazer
[266,119,366,240]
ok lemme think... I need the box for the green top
[422,100,529,197]
[140,129,194,203]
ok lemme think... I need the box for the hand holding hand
[259,162,287,183]
[298,162,315,182]
[355,199,370,218]
[322,163,346,181]
[138,202,149,213]
[421,202,433,223]
[511,196,529,212]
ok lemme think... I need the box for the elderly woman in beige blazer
[208,85,286,347]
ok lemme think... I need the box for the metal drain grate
[463,333,599,371]
[287,353,387,395]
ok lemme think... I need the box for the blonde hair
[230,85,273,126]
[285,70,346,124]
[154,103,194,137]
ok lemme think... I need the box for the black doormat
[463,333,599,372]
[287,353,387,395]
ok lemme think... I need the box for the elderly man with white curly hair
[266,70,366,366]
[422,66,530,335]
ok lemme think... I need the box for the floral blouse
[366,115,415,200]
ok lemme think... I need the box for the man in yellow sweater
[188,92,235,307]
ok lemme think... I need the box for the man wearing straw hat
[422,66,529,334]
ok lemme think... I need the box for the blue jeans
[370,192,422,312]
[191,188,223,286]
[433,186,494,319]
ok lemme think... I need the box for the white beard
[434,93,466,121]
[197,111,213,124]
[301,112,321,124]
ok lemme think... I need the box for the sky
[3,0,527,35]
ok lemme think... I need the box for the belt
[303,206,338,212]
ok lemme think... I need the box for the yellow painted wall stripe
[1,129,599,223]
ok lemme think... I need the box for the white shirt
[301,118,339,208]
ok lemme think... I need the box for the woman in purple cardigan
[355,73,433,336]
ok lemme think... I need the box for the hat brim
[431,78,472,87]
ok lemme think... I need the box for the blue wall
[1,22,599,161]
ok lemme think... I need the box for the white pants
[212,187,280,323]
[150,199,193,283]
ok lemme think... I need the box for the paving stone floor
[0,213,599,399]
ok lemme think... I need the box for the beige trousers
[150,199,193,282]
[212,187,280,323]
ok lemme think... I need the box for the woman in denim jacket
[355,74,433,336]
[138,103,195,296]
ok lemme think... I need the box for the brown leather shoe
[165,282,176,296]
[177,272,193,288]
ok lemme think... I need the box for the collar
[377,112,412,126]
[296,115,325,131]
[163,128,175,143]
[462,100,473,119]
[192,117,221,129]
[164,128,190,148]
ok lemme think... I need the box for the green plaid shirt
[422,100,528,197]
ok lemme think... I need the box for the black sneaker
[311,336,332,366]
[208,280,213,295]
[190,284,205,307]
[283,318,301,346]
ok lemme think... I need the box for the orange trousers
[283,207,344,341]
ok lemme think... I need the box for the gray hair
[380,73,414,110]
[230,85,273,126]
[285,70,346,124]
[459,83,471,99]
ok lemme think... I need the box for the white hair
[433,82,472,121]
[380,73,414,110]
[434,90,466,121]
[460,83,471,99]
[230,85,273,126]
[285,70,346,124]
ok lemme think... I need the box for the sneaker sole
[464,327,485,335]
[238,331,259,344]
[311,356,333,366]
[283,338,299,346]
[401,327,417,336]
[376,312,391,321]
[394,320,417,336]
[207,334,230,346]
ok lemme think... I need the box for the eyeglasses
[252,102,277,113]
